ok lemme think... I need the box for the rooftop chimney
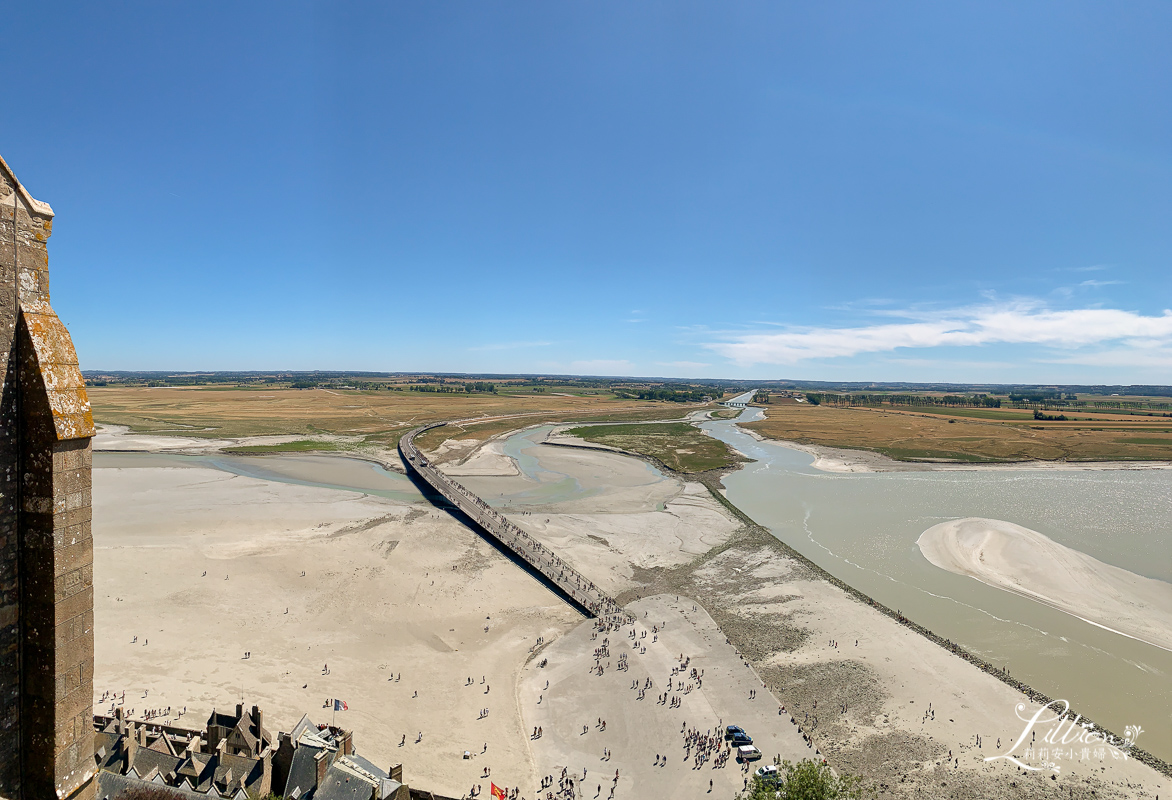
[314,750,328,789]
[252,706,263,755]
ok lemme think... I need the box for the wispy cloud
[1079,279,1124,287]
[468,341,552,351]
[704,301,1172,367]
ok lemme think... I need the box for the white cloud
[705,302,1172,366]
[569,359,635,375]
[1041,346,1172,369]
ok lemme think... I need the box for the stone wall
[1,154,96,800]
[0,155,24,800]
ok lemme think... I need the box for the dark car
[724,725,746,741]
[730,732,753,747]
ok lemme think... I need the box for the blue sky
[4,2,1170,382]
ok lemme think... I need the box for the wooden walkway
[400,424,627,620]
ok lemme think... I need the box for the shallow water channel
[701,409,1172,761]
[96,420,1171,759]
[94,451,424,503]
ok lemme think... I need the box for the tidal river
[701,409,1172,762]
[95,421,1172,760]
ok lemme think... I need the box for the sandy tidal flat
[93,462,581,797]
[92,423,1172,799]
[918,518,1172,652]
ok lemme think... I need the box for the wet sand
[93,462,580,797]
[91,426,1171,798]
[918,518,1172,652]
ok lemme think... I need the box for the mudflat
[918,518,1172,652]
[91,426,1171,798]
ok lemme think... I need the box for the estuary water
[94,451,424,503]
[95,423,1171,758]
[700,410,1172,761]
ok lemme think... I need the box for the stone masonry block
[56,635,93,675]
[54,538,93,579]
[54,567,86,603]
[54,587,92,629]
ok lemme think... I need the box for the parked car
[724,725,746,741]
[736,745,762,762]
[730,732,753,746]
[754,764,779,784]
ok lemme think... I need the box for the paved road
[400,424,628,620]
[721,390,756,409]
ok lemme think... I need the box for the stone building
[92,705,408,800]
[1,154,97,800]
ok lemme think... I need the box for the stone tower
[0,155,96,800]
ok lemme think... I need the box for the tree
[736,759,862,800]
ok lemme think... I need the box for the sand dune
[918,518,1172,652]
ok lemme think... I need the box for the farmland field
[89,385,702,452]
[743,402,1172,462]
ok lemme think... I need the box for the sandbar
[918,518,1172,652]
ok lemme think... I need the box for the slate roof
[207,711,240,729]
[175,752,215,791]
[148,732,180,756]
[130,748,182,782]
[289,713,317,742]
[314,764,375,800]
[94,731,124,774]
[344,753,387,780]
[218,752,265,793]
[97,770,206,800]
[284,744,325,799]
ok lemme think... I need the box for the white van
[736,745,762,762]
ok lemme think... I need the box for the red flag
[490,783,505,800]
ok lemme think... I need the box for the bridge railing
[399,424,628,620]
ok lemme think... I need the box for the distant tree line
[804,393,1001,408]
[1008,391,1075,403]
[405,383,494,394]
[615,387,714,402]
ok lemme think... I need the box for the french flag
[334,699,348,711]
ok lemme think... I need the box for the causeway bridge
[721,389,757,409]
[400,424,626,619]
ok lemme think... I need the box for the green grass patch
[871,405,1034,421]
[223,439,342,454]
[1114,437,1172,445]
[566,422,738,473]
[873,446,1007,463]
